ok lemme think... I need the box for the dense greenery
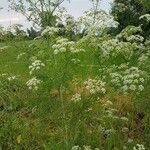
[0,0,150,150]
[111,0,150,37]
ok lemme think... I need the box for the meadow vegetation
[0,1,150,150]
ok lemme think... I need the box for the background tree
[141,0,150,9]
[8,0,70,28]
[89,0,103,25]
[111,0,150,37]
[0,26,12,42]
[10,24,27,40]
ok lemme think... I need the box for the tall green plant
[8,0,70,28]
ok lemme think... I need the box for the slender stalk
[59,85,69,150]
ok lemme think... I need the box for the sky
[0,0,113,30]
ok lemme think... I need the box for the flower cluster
[99,39,134,60]
[71,58,81,64]
[17,52,26,60]
[138,50,150,66]
[98,125,115,138]
[71,145,100,150]
[57,7,75,24]
[109,66,145,94]
[122,67,145,93]
[0,73,7,77]
[99,26,145,61]
[26,77,41,90]
[56,7,68,20]
[71,93,81,102]
[139,14,150,22]
[83,145,92,150]
[29,60,45,75]
[113,3,128,13]
[77,9,119,36]
[71,145,81,150]
[41,26,59,37]
[7,76,17,81]
[99,39,117,58]
[0,74,18,82]
[84,78,106,94]
[110,72,122,87]
[133,144,145,150]
[52,37,85,55]
[116,26,142,40]
[126,35,144,43]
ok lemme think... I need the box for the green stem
[59,85,69,150]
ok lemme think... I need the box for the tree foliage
[111,0,150,31]
[8,0,70,28]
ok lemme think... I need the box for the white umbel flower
[71,145,81,150]
[133,144,145,150]
[26,77,42,90]
[84,79,106,94]
[139,14,150,22]
[29,60,45,75]
[71,93,81,102]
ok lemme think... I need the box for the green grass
[0,39,150,150]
